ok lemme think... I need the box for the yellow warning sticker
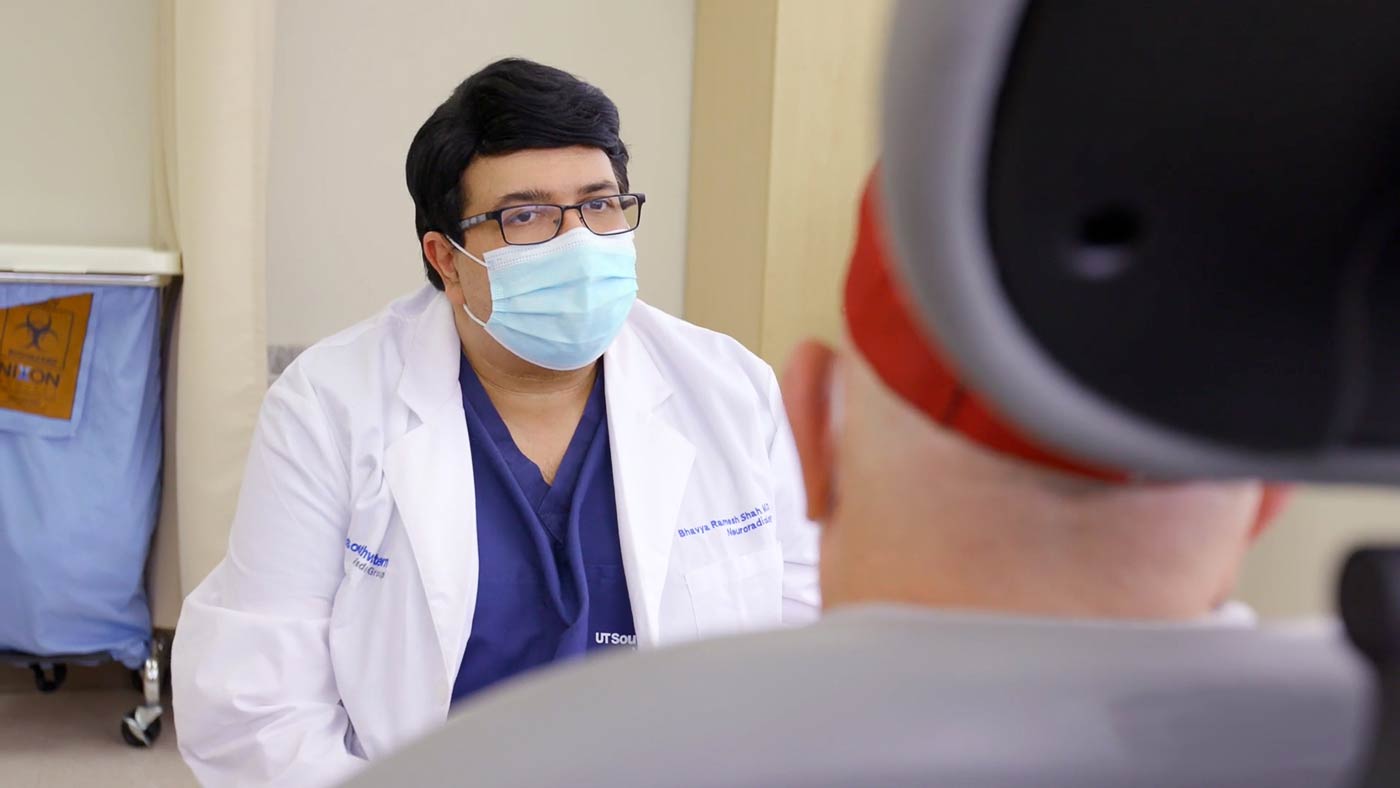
[0,293,93,420]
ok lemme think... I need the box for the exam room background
[0,0,1393,632]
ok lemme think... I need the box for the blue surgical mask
[449,227,639,371]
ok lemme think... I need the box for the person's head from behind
[782,175,1290,621]
[406,58,643,371]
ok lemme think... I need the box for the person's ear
[1249,484,1295,542]
[423,232,464,298]
[781,339,838,522]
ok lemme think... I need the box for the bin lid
[0,244,180,277]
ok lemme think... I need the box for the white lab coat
[172,287,821,788]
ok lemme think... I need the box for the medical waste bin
[0,245,178,747]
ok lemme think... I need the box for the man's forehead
[462,146,617,206]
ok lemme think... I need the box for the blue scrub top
[451,354,636,704]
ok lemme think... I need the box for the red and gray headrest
[877,0,1400,484]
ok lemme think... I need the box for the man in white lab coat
[172,58,819,787]
[345,174,1369,788]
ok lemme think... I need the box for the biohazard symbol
[20,311,57,351]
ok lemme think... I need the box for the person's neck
[820,537,1221,623]
[458,314,597,417]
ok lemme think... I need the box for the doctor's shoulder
[625,301,783,426]
[257,289,430,454]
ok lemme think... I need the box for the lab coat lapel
[605,318,695,647]
[383,294,478,684]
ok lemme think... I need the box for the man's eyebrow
[489,188,553,210]
[575,180,619,198]
[485,181,619,212]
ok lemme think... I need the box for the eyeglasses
[458,193,646,246]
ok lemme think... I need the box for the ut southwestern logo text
[346,539,389,579]
[594,632,638,648]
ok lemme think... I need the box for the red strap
[843,170,1127,483]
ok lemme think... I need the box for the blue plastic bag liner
[0,283,161,668]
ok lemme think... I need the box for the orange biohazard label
[0,293,93,420]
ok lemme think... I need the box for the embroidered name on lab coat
[677,502,772,538]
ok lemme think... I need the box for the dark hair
[405,58,630,289]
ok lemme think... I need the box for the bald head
[782,339,1283,621]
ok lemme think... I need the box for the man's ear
[423,232,462,293]
[781,340,838,522]
[1250,484,1295,542]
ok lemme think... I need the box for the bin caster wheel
[121,707,163,748]
[29,663,67,693]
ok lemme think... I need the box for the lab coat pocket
[684,544,783,638]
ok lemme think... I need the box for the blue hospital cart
[0,245,179,748]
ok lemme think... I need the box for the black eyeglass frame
[456,192,647,246]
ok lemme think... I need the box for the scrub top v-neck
[451,353,635,704]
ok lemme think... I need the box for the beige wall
[266,0,695,346]
[1238,487,1400,618]
[761,0,891,365]
[685,0,891,366]
[0,0,155,247]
